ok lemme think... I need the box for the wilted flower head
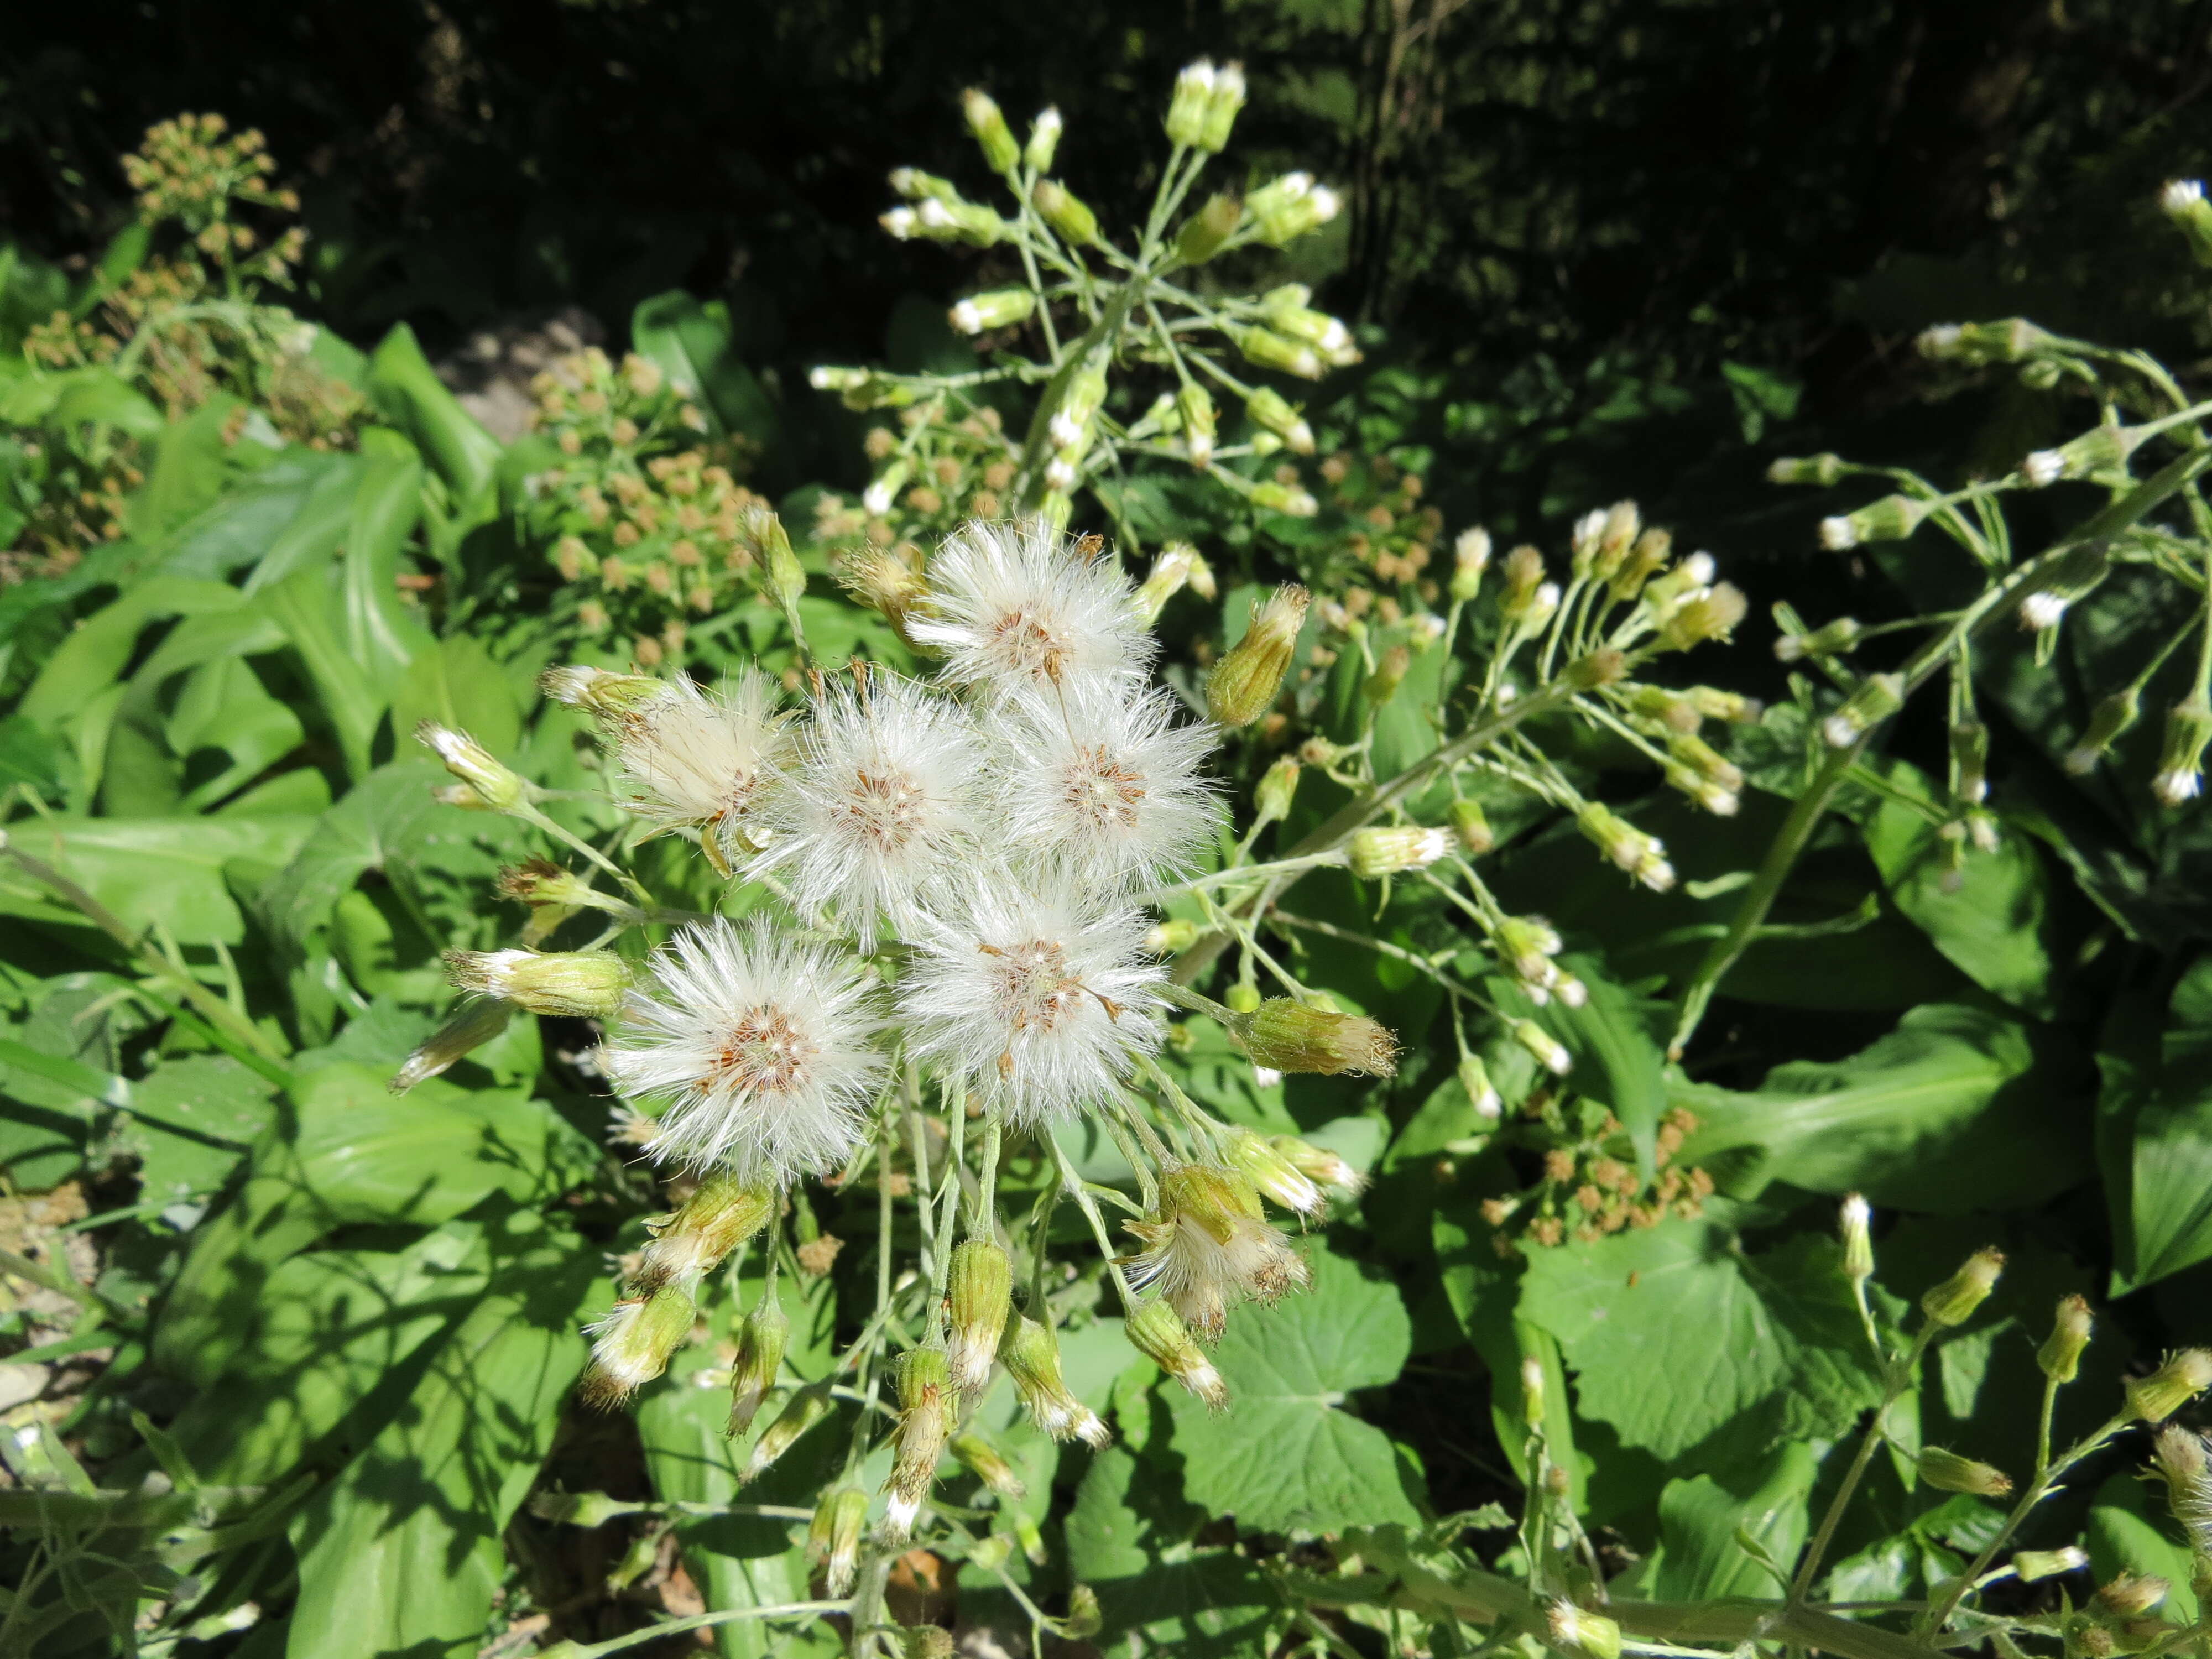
[907,518,1153,699]
[611,670,790,872]
[901,872,1164,1125]
[1125,1164,1310,1339]
[984,684,1221,890]
[750,671,986,945]
[600,918,885,1182]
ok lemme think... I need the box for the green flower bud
[742,1378,834,1481]
[1064,1583,1104,1640]
[2128,1349,2212,1423]
[950,1430,1027,1499]
[1921,1248,2005,1327]
[1230,325,1324,380]
[1449,797,1494,855]
[1033,178,1103,247]
[1177,382,1218,466]
[904,1629,956,1659]
[1511,1018,1573,1077]
[539,665,667,719]
[1767,453,1846,487]
[1124,1300,1228,1408]
[1348,824,1451,878]
[637,1173,776,1293]
[1228,997,1398,1077]
[2025,427,2147,489]
[1840,1194,1874,1282]
[1820,494,1933,550]
[2015,1547,2090,1583]
[1172,190,1244,266]
[1165,60,1218,148]
[949,287,1037,336]
[1001,1314,1109,1446]
[1254,755,1301,827]
[2038,1295,2093,1385]
[442,948,629,1019]
[1024,107,1063,173]
[2152,697,2212,807]
[806,1486,869,1597]
[581,1282,696,1406]
[1144,917,1201,954]
[390,997,515,1094]
[1775,615,1863,664]
[1270,1133,1365,1197]
[1223,1126,1325,1215]
[1224,979,1262,1015]
[1207,585,1309,726]
[2066,688,2141,776]
[885,1348,956,1537]
[1244,385,1314,453]
[530,1488,635,1527]
[1245,172,1342,247]
[1918,318,2058,365]
[1250,479,1319,516]
[1459,1053,1501,1120]
[1364,643,1412,706]
[727,1289,790,1437]
[962,87,1020,174]
[1918,1446,2013,1498]
[1450,526,1491,601]
[1949,719,1990,805]
[946,1240,1013,1394]
[1547,1600,1621,1659]
[418,721,531,811]
[1199,61,1246,152]
[1823,672,1907,750]
[2162,181,2212,268]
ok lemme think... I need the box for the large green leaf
[2088,1472,2201,1624]
[1064,1444,1279,1659]
[339,428,434,684]
[2104,958,2212,1292]
[1167,1244,1422,1534]
[1653,1442,1814,1600]
[367,324,502,504]
[1865,764,2062,1016]
[632,290,780,453]
[1519,1215,1882,1460]
[117,1054,283,1207]
[263,566,385,779]
[0,812,316,944]
[16,576,249,729]
[284,1214,597,1659]
[1673,1004,2089,1213]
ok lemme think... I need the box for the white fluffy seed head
[614,670,790,862]
[1125,1166,1310,1340]
[983,684,1222,891]
[749,672,986,946]
[906,518,1154,700]
[599,918,885,1183]
[900,872,1165,1127]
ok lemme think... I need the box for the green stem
[1790,1324,1937,1604]
[552,1601,848,1659]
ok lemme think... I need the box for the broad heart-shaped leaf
[1865,761,2062,1016]
[0,812,316,945]
[1065,1444,1280,1659]
[2089,1472,2203,1624]
[1673,1003,2090,1214]
[1167,1244,1422,1535]
[1653,1441,1815,1600]
[1518,1215,1882,1460]
[285,1213,597,1659]
[2104,956,2212,1291]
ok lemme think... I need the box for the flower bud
[1918,318,2057,364]
[1033,179,1103,248]
[1001,1314,1110,1446]
[1229,997,1397,1077]
[1199,61,1246,152]
[2128,1349,2212,1423]
[1547,1601,1620,1659]
[540,665,667,719]
[1134,544,1199,622]
[1207,585,1310,726]
[1230,325,1324,380]
[1225,979,1262,1015]
[1562,648,1628,691]
[1450,527,1491,601]
[806,1486,869,1596]
[444,948,629,1019]
[2067,688,2141,776]
[1921,1248,2005,1327]
[1838,1194,1874,1282]
[1348,825,1451,879]
[1244,386,1314,453]
[2025,427,2147,489]
[1768,453,1846,487]
[2152,1424,2211,1528]
[2095,1574,2170,1617]
[1918,1446,2013,1498]
[962,87,1020,174]
[390,997,515,1094]
[949,288,1037,336]
[1823,673,1906,750]
[530,1489,635,1527]
[946,1240,1013,1394]
[581,1282,696,1405]
[1576,802,1674,892]
[1250,479,1319,516]
[2036,1295,2094,1385]
[2015,1546,2090,1582]
[1775,615,1863,664]
[742,1378,834,1481]
[1125,1300,1227,1408]
[637,1174,776,1293]
[1657,582,1749,650]
[1272,1134,1365,1198]
[1178,382,1218,467]
[1246,172,1342,247]
[1166,60,1218,148]
[1512,1018,1573,1077]
[1460,1054,1502,1120]
[1223,1126,1325,1216]
[950,1430,1027,1500]
[835,545,927,630]
[884,1348,955,1538]
[2162,180,2212,268]
[905,1629,956,1659]
[1064,1583,1104,1640]
[1820,495,1933,550]
[1253,755,1301,828]
[727,1289,791,1436]
[418,722,531,811]
[2153,697,2212,806]
[1024,107,1063,171]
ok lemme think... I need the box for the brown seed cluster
[1480,1105,1714,1253]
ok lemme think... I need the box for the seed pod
[581,1282,697,1406]
[1125,1300,1228,1408]
[442,948,630,1019]
[946,1241,1013,1394]
[1918,1446,2013,1498]
[418,722,531,811]
[742,1378,834,1482]
[950,1430,1027,1499]
[1206,586,1310,727]
[1001,1314,1110,1446]
[2038,1295,2093,1384]
[637,1175,777,1293]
